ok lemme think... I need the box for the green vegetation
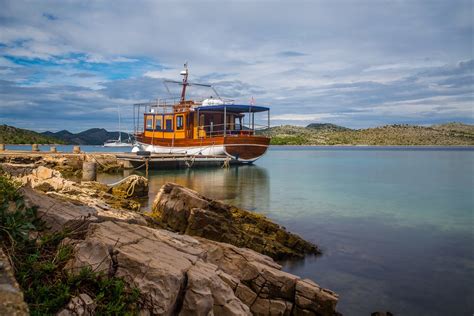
[260,122,474,145]
[0,125,66,144]
[0,174,141,315]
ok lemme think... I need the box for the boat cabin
[135,102,269,141]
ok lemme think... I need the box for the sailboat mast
[117,104,122,142]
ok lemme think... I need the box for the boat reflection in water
[139,165,270,212]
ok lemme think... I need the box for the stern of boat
[223,136,270,163]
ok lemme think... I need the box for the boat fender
[136,151,151,157]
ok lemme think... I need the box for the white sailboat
[104,105,133,147]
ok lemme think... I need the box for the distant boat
[103,133,133,147]
[104,105,134,147]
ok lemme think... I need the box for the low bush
[0,174,142,315]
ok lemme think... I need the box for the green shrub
[0,175,142,315]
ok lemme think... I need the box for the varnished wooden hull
[135,135,270,162]
[223,136,270,162]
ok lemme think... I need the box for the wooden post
[50,146,57,153]
[145,158,149,178]
[82,161,97,181]
[223,105,227,137]
[0,144,5,151]
[267,109,270,129]
[73,146,81,154]
[32,144,39,151]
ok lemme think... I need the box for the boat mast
[117,104,122,142]
[180,62,189,103]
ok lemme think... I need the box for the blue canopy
[195,104,269,113]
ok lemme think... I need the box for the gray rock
[65,221,339,316]
[152,182,320,260]
[0,248,29,316]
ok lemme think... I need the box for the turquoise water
[9,145,473,315]
[126,146,473,316]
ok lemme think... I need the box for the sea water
[132,146,473,316]
[9,145,473,315]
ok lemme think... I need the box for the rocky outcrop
[152,183,320,260]
[21,186,147,232]
[0,152,124,177]
[18,166,146,213]
[65,221,338,315]
[0,248,29,316]
[1,164,339,315]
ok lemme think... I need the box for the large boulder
[65,221,339,316]
[152,183,320,260]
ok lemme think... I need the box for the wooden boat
[132,64,271,163]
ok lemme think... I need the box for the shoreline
[0,161,340,315]
[3,143,474,147]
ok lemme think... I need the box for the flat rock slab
[66,221,339,315]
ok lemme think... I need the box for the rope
[107,175,137,187]
[126,178,138,197]
[88,154,111,169]
[106,175,141,197]
[132,162,147,170]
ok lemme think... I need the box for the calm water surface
[11,145,472,315]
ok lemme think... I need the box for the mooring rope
[106,175,141,197]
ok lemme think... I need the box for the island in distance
[0,122,473,146]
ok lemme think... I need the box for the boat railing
[196,123,268,138]
[133,98,180,134]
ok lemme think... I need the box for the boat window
[155,117,162,130]
[146,117,153,130]
[165,118,173,131]
[176,115,184,130]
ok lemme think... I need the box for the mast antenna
[180,62,189,103]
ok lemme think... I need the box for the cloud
[42,13,57,21]
[272,113,341,121]
[0,0,472,130]
[277,51,308,58]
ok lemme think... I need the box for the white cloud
[0,0,473,130]
[272,113,342,121]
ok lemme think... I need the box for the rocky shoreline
[0,161,340,315]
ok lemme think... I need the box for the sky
[0,0,473,132]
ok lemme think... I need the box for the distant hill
[42,128,131,145]
[260,123,474,145]
[3,123,473,146]
[305,123,351,132]
[0,125,66,144]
